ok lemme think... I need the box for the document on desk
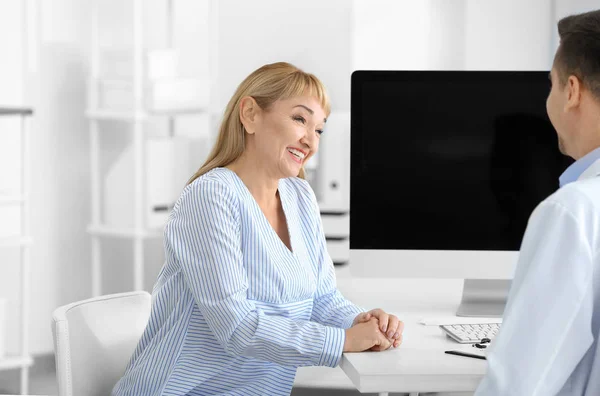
[419,317,503,326]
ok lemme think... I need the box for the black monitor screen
[350,71,573,251]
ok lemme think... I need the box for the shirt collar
[559,146,600,187]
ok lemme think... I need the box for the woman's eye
[316,130,324,135]
[293,116,306,124]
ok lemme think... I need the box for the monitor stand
[456,279,511,317]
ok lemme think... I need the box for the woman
[113,62,403,396]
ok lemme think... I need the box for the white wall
[353,0,432,70]
[217,0,353,112]
[353,0,598,74]
[353,0,555,71]
[553,0,600,55]
[464,0,553,70]
[429,0,466,70]
[0,1,24,103]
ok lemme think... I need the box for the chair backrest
[51,291,151,396]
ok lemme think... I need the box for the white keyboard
[440,322,501,344]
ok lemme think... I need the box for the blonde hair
[187,62,331,185]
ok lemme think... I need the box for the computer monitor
[349,70,573,317]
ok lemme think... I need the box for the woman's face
[250,95,327,178]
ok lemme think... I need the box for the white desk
[335,277,491,395]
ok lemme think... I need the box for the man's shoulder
[545,177,600,215]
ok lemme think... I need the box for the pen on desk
[444,350,486,360]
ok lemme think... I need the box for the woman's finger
[373,309,390,333]
[386,315,402,339]
[393,334,403,348]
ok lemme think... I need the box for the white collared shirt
[475,157,600,396]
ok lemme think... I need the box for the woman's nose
[299,134,311,150]
[300,129,317,149]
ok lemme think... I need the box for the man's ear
[239,96,259,135]
[565,75,582,111]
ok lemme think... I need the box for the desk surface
[336,277,490,394]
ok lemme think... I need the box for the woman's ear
[239,96,259,135]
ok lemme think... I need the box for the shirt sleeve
[475,199,595,396]
[307,189,364,329]
[165,179,345,368]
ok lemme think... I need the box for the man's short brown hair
[554,9,600,100]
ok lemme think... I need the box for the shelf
[0,107,33,117]
[0,236,33,248]
[87,224,164,239]
[0,355,33,371]
[319,203,349,214]
[0,194,25,206]
[86,108,207,121]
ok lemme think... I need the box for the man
[475,9,600,396]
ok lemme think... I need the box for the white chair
[51,291,151,396]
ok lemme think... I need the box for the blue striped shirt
[112,167,363,396]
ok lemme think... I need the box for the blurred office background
[0,0,597,394]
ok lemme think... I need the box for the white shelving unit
[312,111,351,266]
[0,107,34,395]
[87,0,218,296]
